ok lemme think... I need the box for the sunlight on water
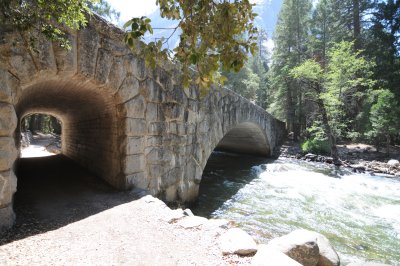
[194,154,400,265]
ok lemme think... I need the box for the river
[192,152,400,265]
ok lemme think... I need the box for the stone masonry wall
[0,15,286,231]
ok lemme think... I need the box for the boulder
[219,228,258,255]
[313,232,340,266]
[252,244,302,266]
[267,229,340,266]
[305,153,318,161]
[387,159,399,167]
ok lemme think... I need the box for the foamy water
[195,155,400,265]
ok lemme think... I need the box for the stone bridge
[0,16,285,230]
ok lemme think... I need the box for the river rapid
[193,152,400,265]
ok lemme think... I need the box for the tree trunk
[353,0,361,50]
[386,134,390,156]
[315,84,340,163]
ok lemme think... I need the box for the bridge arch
[214,122,271,157]
[15,78,124,188]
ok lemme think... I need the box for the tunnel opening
[14,79,124,188]
[0,79,132,242]
[19,113,62,158]
[193,122,272,215]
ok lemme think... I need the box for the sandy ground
[21,133,60,158]
[0,153,250,265]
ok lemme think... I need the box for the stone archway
[214,122,271,157]
[15,78,124,188]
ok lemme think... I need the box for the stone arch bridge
[0,16,285,230]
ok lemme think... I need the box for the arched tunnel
[214,122,271,157]
[15,79,124,188]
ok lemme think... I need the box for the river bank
[279,140,400,177]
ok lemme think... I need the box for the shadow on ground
[0,155,145,245]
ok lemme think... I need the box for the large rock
[387,159,399,167]
[268,229,339,266]
[252,244,302,266]
[219,228,258,255]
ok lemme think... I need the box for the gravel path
[0,155,250,265]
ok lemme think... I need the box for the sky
[108,0,275,52]
[109,0,158,23]
[109,0,267,24]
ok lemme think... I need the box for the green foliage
[124,0,258,89]
[301,138,331,155]
[0,0,96,49]
[87,0,120,22]
[366,89,400,144]
[292,41,375,139]
[269,0,312,134]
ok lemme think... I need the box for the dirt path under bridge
[0,155,249,265]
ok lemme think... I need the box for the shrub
[301,138,331,155]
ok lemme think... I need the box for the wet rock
[324,157,334,164]
[219,228,257,255]
[305,153,318,161]
[267,229,320,266]
[252,244,301,266]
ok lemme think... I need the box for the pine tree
[269,0,312,139]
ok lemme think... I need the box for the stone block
[165,88,185,104]
[124,154,145,175]
[0,205,14,232]
[37,36,57,73]
[0,103,17,136]
[0,137,17,172]
[163,103,184,121]
[145,136,163,147]
[126,137,144,155]
[107,57,126,90]
[140,79,165,103]
[0,170,17,208]
[78,25,100,77]
[94,48,113,84]
[160,167,182,188]
[53,33,77,74]
[0,69,19,104]
[164,185,177,202]
[9,52,37,84]
[145,147,175,165]
[125,118,147,136]
[125,95,146,119]
[117,75,140,103]
[168,122,186,136]
[130,57,146,80]
[126,171,148,189]
[148,164,168,179]
[146,102,165,122]
[147,122,167,136]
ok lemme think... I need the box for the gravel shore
[0,155,250,265]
